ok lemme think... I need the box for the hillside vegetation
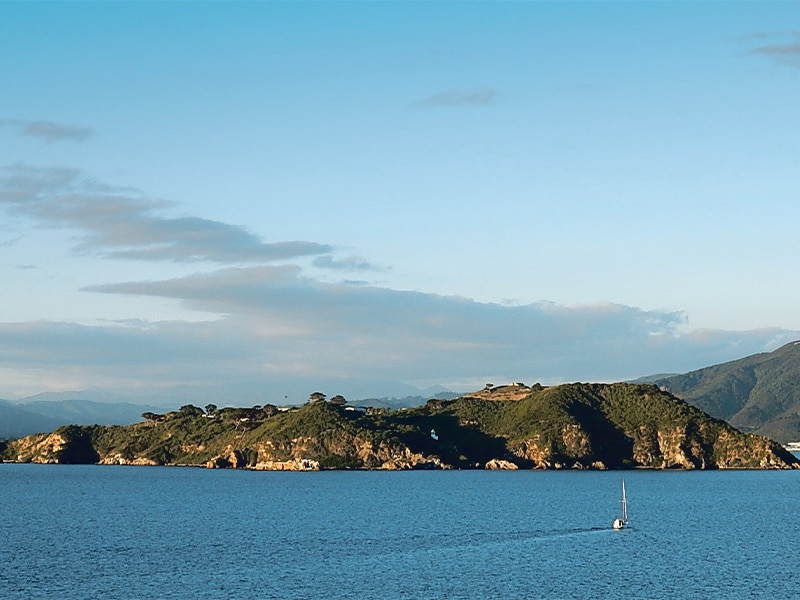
[655,341,800,443]
[3,383,796,470]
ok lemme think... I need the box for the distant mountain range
[0,401,65,440]
[0,396,164,440]
[654,341,800,443]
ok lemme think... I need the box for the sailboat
[612,480,628,530]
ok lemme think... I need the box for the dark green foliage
[261,401,354,439]
[179,404,205,417]
[382,400,513,468]
[308,392,326,403]
[53,425,100,464]
[329,395,347,406]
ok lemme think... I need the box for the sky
[1,1,799,405]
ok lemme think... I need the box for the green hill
[654,341,800,443]
[3,383,796,470]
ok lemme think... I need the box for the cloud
[73,265,800,397]
[312,254,383,272]
[0,119,95,142]
[0,164,332,263]
[745,31,800,67]
[1,301,795,403]
[415,87,500,107]
[0,235,23,248]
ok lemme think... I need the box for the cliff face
[3,383,798,470]
[8,425,100,464]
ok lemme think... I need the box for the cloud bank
[1,163,797,402]
[81,266,798,384]
[1,284,794,402]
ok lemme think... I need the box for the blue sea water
[1,465,799,599]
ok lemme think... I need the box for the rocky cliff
[3,383,797,470]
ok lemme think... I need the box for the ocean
[1,464,798,599]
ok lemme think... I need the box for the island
[2,383,798,470]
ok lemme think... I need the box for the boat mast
[620,480,628,523]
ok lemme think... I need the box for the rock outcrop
[485,459,518,470]
[8,426,99,464]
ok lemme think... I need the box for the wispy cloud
[0,119,95,142]
[312,254,383,272]
[0,234,23,248]
[744,31,800,67]
[415,87,500,107]
[0,164,332,264]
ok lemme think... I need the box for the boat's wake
[351,525,632,559]
[521,526,623,541]
[414,525,626,550]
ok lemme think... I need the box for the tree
[141,412,160,423]
[179,404,204,417]
[261,404,279,418]
[309,391,326,403]
[205,404,218,415]
[246,406,264,419]
[329,395,347,406]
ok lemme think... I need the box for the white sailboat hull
[612,480,628,529]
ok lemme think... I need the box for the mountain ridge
[654,340,800,443]
[0,400,64,440]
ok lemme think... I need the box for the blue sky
[1,2,799,404]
